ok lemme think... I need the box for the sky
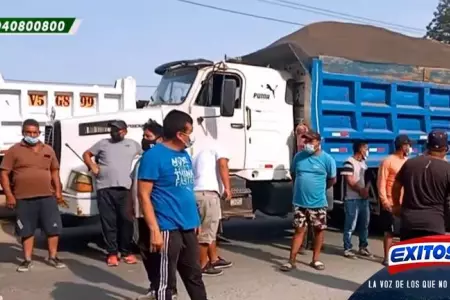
[0,0,439,99]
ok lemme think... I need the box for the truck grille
[44,121,62,163]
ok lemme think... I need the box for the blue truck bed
[311,56,450,168]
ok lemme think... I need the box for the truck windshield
[149,68,197,105]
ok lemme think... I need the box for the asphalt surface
[0,214,385,300]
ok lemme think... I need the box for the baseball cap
[301,131,321,141]
[427,130,448,150]
[394,134,412,148]
[108,120,128,130]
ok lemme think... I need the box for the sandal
[280,261,296,272]
[310,260,325,270]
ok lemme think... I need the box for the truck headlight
[68,171,93,193]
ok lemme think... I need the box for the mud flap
[326,187,334,212]
[220,187,254,220]
[366,169,381,216]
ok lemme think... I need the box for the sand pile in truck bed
[268,21,450,68]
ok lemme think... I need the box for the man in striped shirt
[341,140,371,258]
[377,134,411,266]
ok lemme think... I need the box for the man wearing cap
[83,120,141,266]
[393,130,450,241]
[280,131,337,271]
[377,134,412,265]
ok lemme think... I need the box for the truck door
[244,80,293,180]
[189,71,246,170]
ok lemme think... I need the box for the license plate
[230,198,243,206]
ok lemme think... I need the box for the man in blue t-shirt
[280,131,337,272]
[137,110,207,300]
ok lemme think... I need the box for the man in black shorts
[0,119,66,272]
[392,130,450,241]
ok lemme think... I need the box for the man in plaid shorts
[280,131,336,271]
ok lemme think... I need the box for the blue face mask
[23,136,39,145]
[303,143,315,154]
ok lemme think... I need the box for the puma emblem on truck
[266,84,278,97]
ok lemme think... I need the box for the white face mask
[406,146,412,156]
[364,150,369,159]
[304,143,316,154]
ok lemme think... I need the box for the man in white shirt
[192,144,233,276]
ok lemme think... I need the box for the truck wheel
[61,215,99,228]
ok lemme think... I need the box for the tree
[425,0,450,43]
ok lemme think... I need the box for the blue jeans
[343,199,370,251]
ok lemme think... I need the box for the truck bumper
[60,192,99,217]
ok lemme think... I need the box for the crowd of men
[1,113,450,300]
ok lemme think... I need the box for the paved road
[0,215,384,300]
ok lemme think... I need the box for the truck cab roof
[155,59,214,75]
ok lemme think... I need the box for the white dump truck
[0,74,138,163]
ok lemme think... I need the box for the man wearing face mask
[129,120,168,300]
[377,134,411,266]
[137,110,208,300]
[341,139,371,259]
[392,130,450,241]
[280,131,337,272]
[82,120,141,267]
[0,119,65,272]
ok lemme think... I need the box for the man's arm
[341,160,366,196]
[392,180,403,216]
[326,156,337,189]
[0,150,16,207]
[134,140,143,156]
[218,158,231,199]
[216,147,232,200]
[137,151,160,230]
[391,164,406,216]
[82,141,103,174]
[0,170,12,198]
[49,149,62,197]
[138,180,159,230]
[49,147,63,203]
[377,159,390,210]
[290,153,300,182]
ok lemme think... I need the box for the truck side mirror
[220,79,236,117]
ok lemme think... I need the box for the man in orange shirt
[377,134,412,266]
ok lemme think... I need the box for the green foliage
[425,0,450,43]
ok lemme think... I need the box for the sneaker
[122,254,138,264]
[359,248,373,257]
[211,256,232,269]
[202,263,223,277]
[343,249,356,258]
[48,257,66,269]
[136,290,156,300]
[107,254,119,267]
[17,260,33,272]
